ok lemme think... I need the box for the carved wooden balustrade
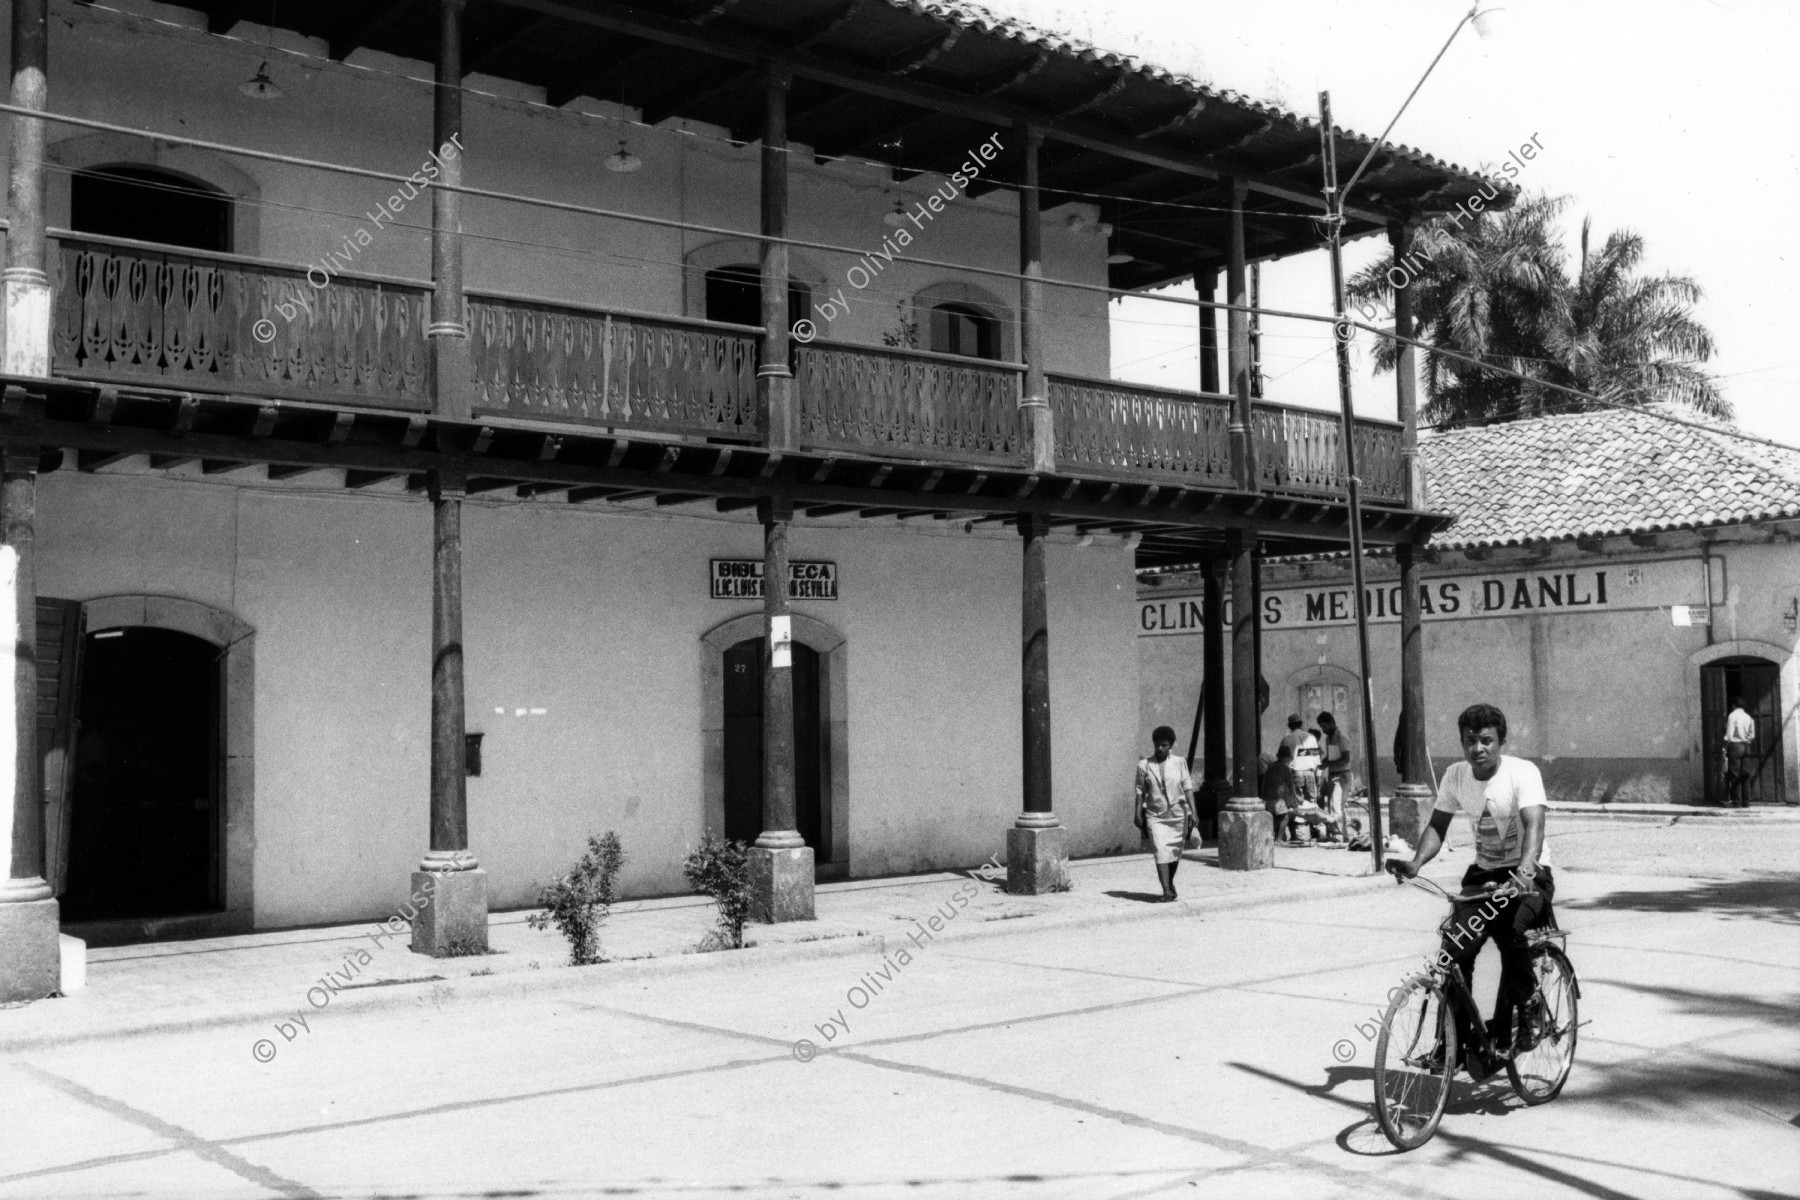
[1049,374,1235,485]
[51,233,431,411]
[795,341,1024,467]
[467,296,760,440]
[43,235,1410,504]
[1253,402,1407,503]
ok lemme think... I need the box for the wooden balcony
[47,235,1407,505]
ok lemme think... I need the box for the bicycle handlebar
[1395,872,1508,906]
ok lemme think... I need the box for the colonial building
[1140,406,1800,822]
[0,0,1503,999]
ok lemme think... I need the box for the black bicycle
[1371,871,1580,1149]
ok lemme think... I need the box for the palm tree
[1346,192,1725,426]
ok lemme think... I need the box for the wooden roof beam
[329,0,413,61]
[488,0,1396,222]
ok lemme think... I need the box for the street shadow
[1103,890,1168,904]
[1561,872,1800,925]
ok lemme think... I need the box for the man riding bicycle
[1390,702,1553,1070]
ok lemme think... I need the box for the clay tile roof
[1419,407,1800,549]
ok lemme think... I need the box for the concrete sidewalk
[0,841,1422,1054]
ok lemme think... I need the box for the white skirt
[1147,817,1186,864]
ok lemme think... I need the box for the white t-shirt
[1292,734,1323,772]
[1433,755,1553,871]
[1725,709,1755,744]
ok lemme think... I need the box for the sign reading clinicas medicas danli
[710,559,839,601]
[1138,558,1717,636]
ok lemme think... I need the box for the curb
[0,868,1387,1055]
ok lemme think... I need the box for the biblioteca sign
[1139,557,1716,637]
[710,560,839,601]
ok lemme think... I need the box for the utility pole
[1318,91,1385,872]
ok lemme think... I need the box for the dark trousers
[1439,863,1554,1056]
[1725,744,1750,805]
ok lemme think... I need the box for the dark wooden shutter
[36,598,83,896]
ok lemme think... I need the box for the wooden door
[722,638,824,854]
[1702,658,1786,804]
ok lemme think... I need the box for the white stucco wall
[39,469,1139,928]
[1138,530,1800,806]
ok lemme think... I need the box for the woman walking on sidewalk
[1136,726,1196,902]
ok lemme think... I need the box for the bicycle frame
[1403,875,1529,1073]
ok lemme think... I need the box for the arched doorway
[722,638,823,852]
[69,164,232,253]
[1700,655,1786,805]
[63,627,222,921]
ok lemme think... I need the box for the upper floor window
[70,165,231,253]
[704,265,809,332]
[929,303,998,360]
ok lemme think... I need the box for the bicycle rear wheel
[1508,945,1578,1104]
[1373,974,1457,1149]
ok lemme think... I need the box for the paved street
[1,818,1795,1200]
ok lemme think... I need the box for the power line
[10,104,1790,454]
[73,0,1323,226]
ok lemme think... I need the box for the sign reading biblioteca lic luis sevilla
[710,560,839,601]
[1139,558,1716,636]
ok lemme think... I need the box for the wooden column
[756,495,801,849]
[1017,124,1054,473]
[1392,541,1434,843]
[428,0,471,421]
[1226,180,1256,490]
[0,0,58,1005]
[1390,220,1421,507]
[1251,545,1264,759]
[748,495,813,922]
[1007,511,1066,892]
[759,67,795,450]
[3,0,50,377]
[3,449,42,891]
[411,0,486,955]
[412,469,486,954]
[1218,529,1272,869]
[1200,554,1229,830]
[428,473,469,858]
[1196,267,1220,395]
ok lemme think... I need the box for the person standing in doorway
[1136,725,1195,902]
[1316,711,1352,844]
[1724,695,1755,807]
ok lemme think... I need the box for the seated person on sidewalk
[1261,744,1298,842]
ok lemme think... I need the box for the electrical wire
[72,0,1326,225]
[9,86,1787,453]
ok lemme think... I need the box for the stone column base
[1217,798,1274,871]
[410,868,488,956]
[1006,823,1068,894]
[748,845,815,923]
[0,895,60,1001]
[1388,783,1435,848]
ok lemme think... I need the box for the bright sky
[1004,0,1800,444]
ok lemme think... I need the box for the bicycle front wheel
[1373,974,1457,1150]
[1508,945,1578,1104]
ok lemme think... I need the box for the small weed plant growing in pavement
[528,831,625,966]
[684,835,753,950]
